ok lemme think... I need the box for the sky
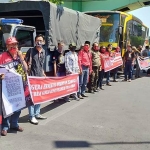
[129,6,150,27]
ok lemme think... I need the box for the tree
[48,0,64,5]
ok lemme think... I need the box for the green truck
[0,1,101,75]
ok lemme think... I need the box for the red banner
[102,53,123,72]
[28,74,79,104]
[137,57,150,70]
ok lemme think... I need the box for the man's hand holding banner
[101,53,123,72]
[28,74,79,104]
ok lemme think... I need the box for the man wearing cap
[0,37,27,136]
[65,43,80,100]
[88,42,100,93]
[78,41,92,98]
[123,44,135,82]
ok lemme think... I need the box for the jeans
[28,104,40,119]
[57,72,68,100]
[135,61,140,77]
[57,72,66,77]
[2,110,21,131]
[106,71,110,83]
[78,65,89,95]
[113,67,119,80]
[124,62,133,80]
[97,69,105,88]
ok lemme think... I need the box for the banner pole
[0,74,4,136]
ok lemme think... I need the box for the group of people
[0,33,148,136]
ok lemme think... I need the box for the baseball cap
[6,37,18,45]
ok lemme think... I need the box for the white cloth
[65,51,79,74]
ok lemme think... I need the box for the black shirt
[25,47,45,77]
[124,51,135,62]
[52,49,66,73]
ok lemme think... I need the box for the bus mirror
[119,26,123,35]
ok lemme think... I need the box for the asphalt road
[1,75,150,150]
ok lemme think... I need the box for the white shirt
[65,51,79,74]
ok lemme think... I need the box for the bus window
[126,20,145,47]
[99,13,120,43]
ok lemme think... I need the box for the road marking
[39,98,90,125]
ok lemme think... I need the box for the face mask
[101,49,106,53]
[84,45,89,52]
[36,41,43,48]
[116,48,120,52]
[9,48,17,55]
[128,49,132,52]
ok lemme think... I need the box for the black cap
[85,41,90,45]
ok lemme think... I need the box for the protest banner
[0,73,3,137]
[28,74,79,104]
[137,56,150,70]
[1,60,33,107]
[0,67,26,118]
[102,53,123,72]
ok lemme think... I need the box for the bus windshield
[99,13,120,43]
[0,25,12,52]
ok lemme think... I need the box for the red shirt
[100,52,109,70]
[78,49,92,72]
[0,52,13,65]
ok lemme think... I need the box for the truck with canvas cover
[0,1,101,75]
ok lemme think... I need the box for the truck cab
[0,18,36,55]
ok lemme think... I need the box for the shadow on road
[19,100,66,123]
[54,140,150,148]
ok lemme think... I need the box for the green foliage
[130,35,145,47]
[47,0,64,5]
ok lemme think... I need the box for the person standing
[53,41,66,77]
[123,44,135,82]
[112,46,120,82]
[132,46,142,78]
[0,37,27,136]
[88,42,100,93]
[97,46,106,90]
[78,41,92,98]
[106,44,112,86]
[25,34,47,125]
[65,43,80,100]
[52,41,69,102]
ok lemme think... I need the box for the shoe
[10,126,24,132]
[1,130,7,136]
[74,97,80,101]
[113,80,118,82]
[89,90,95,94]
[54,99,59,102]
[64,97,70,102]
[100,87,104,90]
[29,117,39,125]
[78,95,84,99]
[128,79,131,82]
[81,94,88,97]
[122,79,127,82]
[106,82,112,86]
[94,89,98,92]
[36,114,47,120]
